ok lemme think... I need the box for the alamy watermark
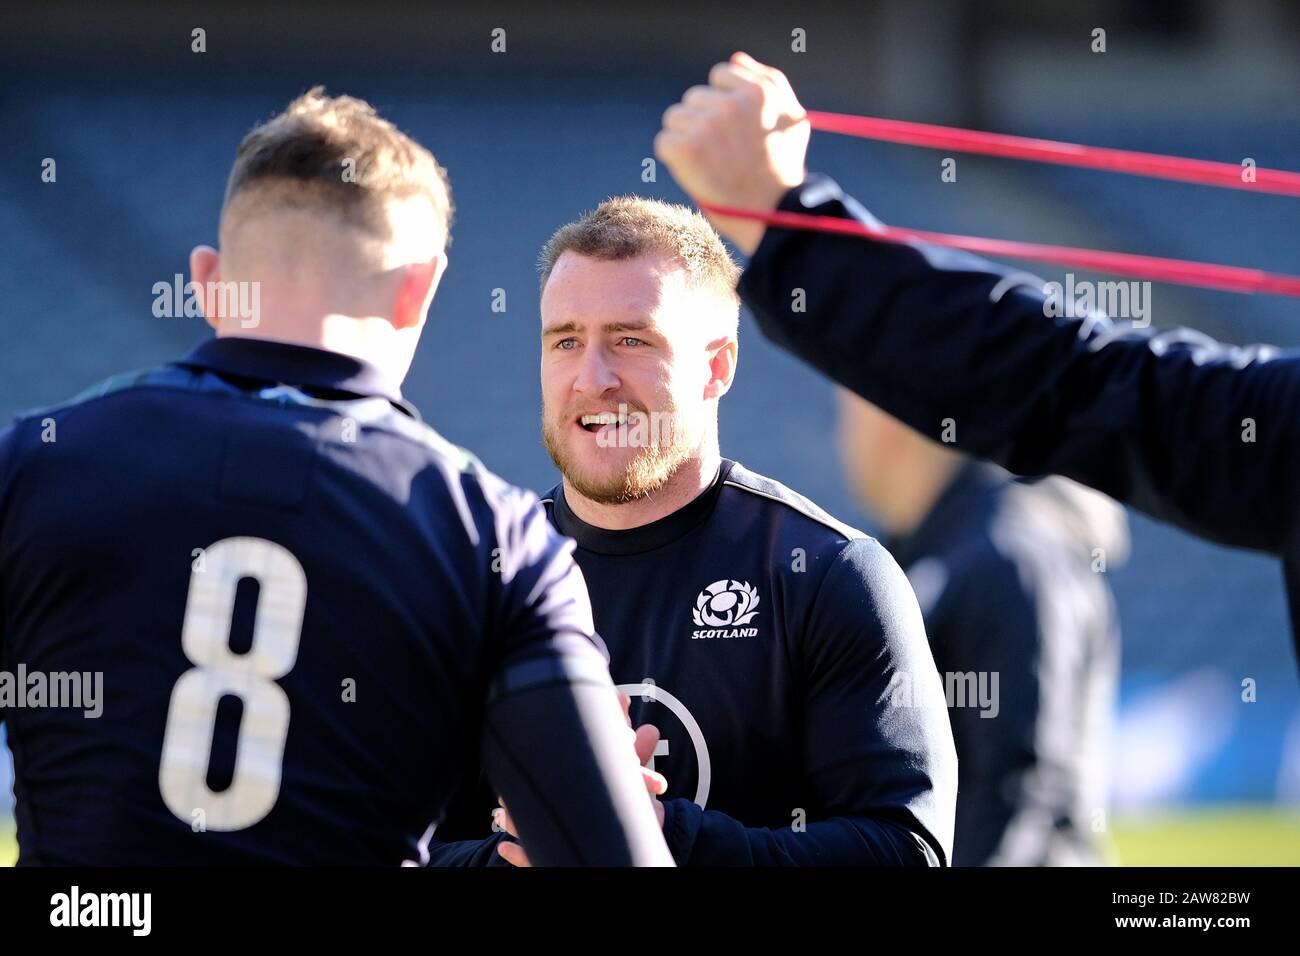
[1042,273,1150,327]
[888,669,1000,718]
[590,403,686,449]
[0,664,103,718]
[152,274,260,328]
[50,886,150,936]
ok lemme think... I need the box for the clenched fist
[655,52,811,256]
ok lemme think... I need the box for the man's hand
[496,695,668,867]
[655,51,811,256]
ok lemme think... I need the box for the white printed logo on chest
[691,579,761,639]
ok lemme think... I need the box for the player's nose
[572,345,620,395]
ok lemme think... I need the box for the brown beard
[540,406,695,504]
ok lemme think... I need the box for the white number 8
[159,537,306,831]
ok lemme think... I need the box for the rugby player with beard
[429,197,956,866]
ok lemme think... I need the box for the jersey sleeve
[658,537,958,865]
[478,489,673,867]
[737,175,1300,556]
[421,832,510,867]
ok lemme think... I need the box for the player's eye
[620,336,643,347]
[555,338,578,351]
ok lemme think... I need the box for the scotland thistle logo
[692,580,761,632]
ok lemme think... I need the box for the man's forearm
[738,176,1300,555]
[661,798,941,866]
[482,675,672,866]
[422,834,511,867]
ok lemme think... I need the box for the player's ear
[393,252,448,331]
[703,333,738,400]
[189,245,221,331]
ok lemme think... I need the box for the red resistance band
[696,111,1300,297]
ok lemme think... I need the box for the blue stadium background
[3,1,1299,829]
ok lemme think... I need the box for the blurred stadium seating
[3,0,1298,864]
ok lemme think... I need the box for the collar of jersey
[547,460,734,556]
[177,336,415,416]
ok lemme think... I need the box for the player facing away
[0,91,670,866]
[430,198,957,866]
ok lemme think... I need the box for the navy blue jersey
[739,175,1300,668]
[0,336,669,866]
[887,464,1122,865]
[430,460,957,865]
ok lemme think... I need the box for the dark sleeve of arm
[737,176,1300,555]
[421,834,510,867]
[479,493,673,867]
[659,538,958,866]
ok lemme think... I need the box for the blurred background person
[837,389,1128,865]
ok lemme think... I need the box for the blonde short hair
[221,87,452,243]
[539,196,740,311]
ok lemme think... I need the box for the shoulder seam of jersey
[721,478,864,540]
[379,409,480,474]
[13,367,158,422]
[15,366,483,477]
